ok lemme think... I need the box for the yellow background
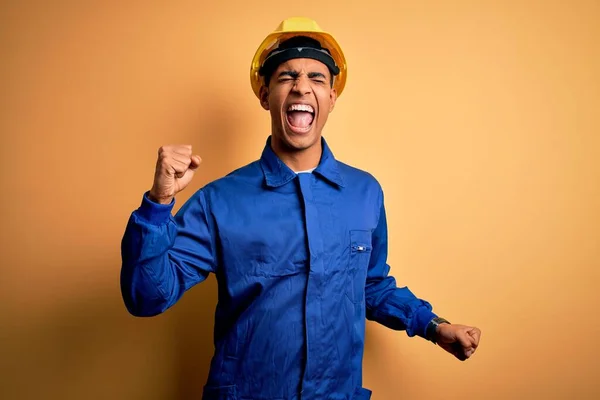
[1,1,599,399]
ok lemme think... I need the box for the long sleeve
[120,191,216,317]
[364,189,437,338]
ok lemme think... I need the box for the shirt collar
[259,136,345,188]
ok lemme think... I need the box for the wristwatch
[425,317,451,344]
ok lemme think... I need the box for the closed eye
[308,72,328,84]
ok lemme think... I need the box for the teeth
[288,104,314,113]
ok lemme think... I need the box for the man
[121,17,481,400]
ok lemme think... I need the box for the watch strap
[425,317,451,344]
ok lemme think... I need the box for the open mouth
[286,103,315,133]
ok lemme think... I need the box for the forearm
[120,195,182,316]
[365,274,437,338]
[120,193,212,316]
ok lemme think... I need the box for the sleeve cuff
[415,308,438,339]
[135,192,175,225]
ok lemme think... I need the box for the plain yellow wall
[1,1,599,399]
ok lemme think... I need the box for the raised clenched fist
[148,145,202,204]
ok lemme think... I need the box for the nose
[292,74,312,95]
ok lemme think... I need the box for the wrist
[425,317,451,344]
[148,190,173,205]
[137,192,175,225]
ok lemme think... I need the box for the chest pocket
[348,229,372,303]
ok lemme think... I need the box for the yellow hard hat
[250,17,347,99]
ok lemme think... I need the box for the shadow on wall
[172,276,218,399]
[0,95,243,400]
[171,97,243,399]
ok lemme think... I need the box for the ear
[329,87,337,113]
[259,85,270,110]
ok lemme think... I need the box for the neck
[271,137,322,172]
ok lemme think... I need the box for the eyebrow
[307,72,327,80]
[278,70,300,79]
[277,70,328,80]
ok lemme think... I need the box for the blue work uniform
[121,137,437,400]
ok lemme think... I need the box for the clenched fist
[148,145,202,204]
[436,324,481,361]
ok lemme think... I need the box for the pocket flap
[350,230,372,253]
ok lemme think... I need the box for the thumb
[189,155,202,171]
[174,167,197,193]
[174,156,201,193]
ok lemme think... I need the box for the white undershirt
[295,168,316,174]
